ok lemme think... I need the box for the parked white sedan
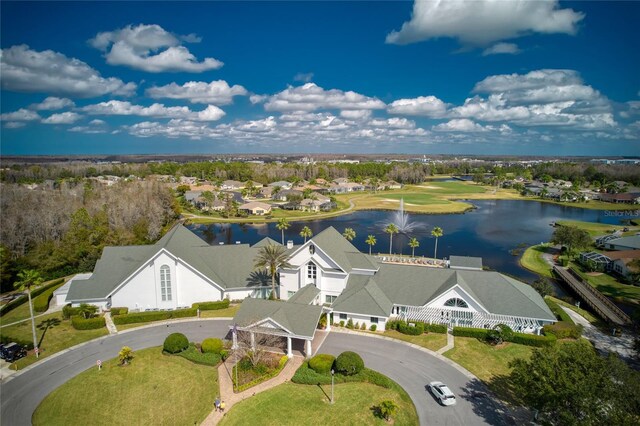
[428,381,457,406]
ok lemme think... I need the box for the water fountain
[388,198,427,234]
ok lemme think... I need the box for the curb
[329,328,476,380]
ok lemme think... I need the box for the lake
[187,200,639,285]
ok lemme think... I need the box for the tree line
[0,180,179,291]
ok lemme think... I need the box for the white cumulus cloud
[1,108,41,121]
[387,96,448,117]
[433,119,488,132]
[90,24,223,73]
[81,100,225,121]
[264,83,385,112]
[30,97,76,111]
[386,0,584,46]
[42,112,81,124]
[482,42,521,56]
[146,80,247,104]
[0,45,137,97]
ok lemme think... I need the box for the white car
[428,381,457,406]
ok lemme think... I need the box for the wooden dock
[553,265,632,326]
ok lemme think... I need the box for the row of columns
[231,328,313,359]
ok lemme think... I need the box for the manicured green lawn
[0,312,108,369]
[376,192,450,206]
[219,382,418,426]
[382,329,448,352]
[33,347,219,426]
[519,245,555,278]
[570,263,640,305]
[0,300,40,327]
[556,220,640,238]
[443,337,534,404]
[419,181,487,194]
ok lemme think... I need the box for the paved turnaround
[1,320,505,426]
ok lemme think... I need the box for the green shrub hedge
[192,299,230,311]
[543,322,582,340]
[309,353,336,374]
[177,344,222,366]
[33,280,66,313]
[112,308,197,325]
[335,351,364,376]
[0,278,65,317]
[292,362,395,389]
[453,326,557,347]
[201,338,223,354]
[452,327,490,339]
[423,323,448,334]
[71,315,106,330]
[110,307,129,316]
[398,321,424,336]
[544,298,574,324]
[62,305,83,319]
[164,333,189,354]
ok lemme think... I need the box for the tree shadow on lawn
[455,377,529,426]
[37,317,61,349]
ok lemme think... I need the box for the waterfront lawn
[33,347,219,426]
[0,312,108,369]
[376,192,451,206]
[570,263,640,305]
[382,329,448,352]
[443,337,534,404]
[219,382,418,426]
[418,181,487,194]
[519,245,554,278]
[556,220,640,238]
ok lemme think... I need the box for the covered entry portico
[230,298,323,358]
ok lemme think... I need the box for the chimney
[287,240,294,249]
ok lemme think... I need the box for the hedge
[0,278,65,317]
[192,299,230,311]
[398,321,424,336]
[62,305,83,319]
[71,315,106,330]
[309,354,336,374]
[335,351,364,376]
[164,333,189,354]
[110,307,129,316]
[543,322,582,340]
[177,344,222,366]
[201,338,223,354]
[453,326,557,347]
[112,308,197,325]
[234,356,288,393]
[452,327,490,339]
[292,363,395,389]
[33,280,66,313]
[544,298,574,324]
[423,323,448,334]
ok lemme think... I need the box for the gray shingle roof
[287,284,320,305]
[310,227,377,273]
[607,236,640,250]
[232,298,322,339]
[449,256,483,270]
[332,275,393,317]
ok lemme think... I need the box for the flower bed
[231,353,288,392]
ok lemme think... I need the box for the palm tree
[431,226,443,259]
[276,218,290,245]
[16,269,44,358]
[409,237,419,257]
[385,223,399,254]
[300,226,313,243]
[342,227,356,242]
[365,235,377,255]
[254,244,292,299]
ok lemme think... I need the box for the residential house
[269,181,293,190]
[273,189,303,202]
[602,235,640,251]
[221,180,244,191]
[238,201,272,216]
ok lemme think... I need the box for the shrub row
[0,278,65,317]
[176,344,222,366]
[112,308,197,325]
[398,321,424,335]
[543,322,582,340]
[71,315,106,330]
[234,356,288,393]
[192,299,230,311]
[292,362,395,390]
[33,280,66,313]
[387,319,448,335]
[544,298,574,324]
[452,326,557,347]
[110,307,129,316]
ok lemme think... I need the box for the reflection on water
[188,200,639,285]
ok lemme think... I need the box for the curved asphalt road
[1,320,505,426]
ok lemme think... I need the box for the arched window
[444,298,468,308]
[160,265,172,301]
[307,262,317,282]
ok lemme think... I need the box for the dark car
[1,342,27,362]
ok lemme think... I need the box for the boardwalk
[553,266,632,326]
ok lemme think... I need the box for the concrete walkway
[436,329,455,354]
[560,306,638,366]
[201,355,304,425]
[103,312,118,335]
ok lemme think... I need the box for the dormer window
[444,298,468,308]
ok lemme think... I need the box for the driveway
[2,320,505,426]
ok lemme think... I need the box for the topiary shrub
[163,333,189,354]
[360,323,366,330]
[335,351,364,376]
[201,337,223,354]
[346,318,354,329]
[370,324,377,331]
[339,320,345,327]
[309,353,336,374]
[354,322,360,330]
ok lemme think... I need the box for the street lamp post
[331,369,334,404]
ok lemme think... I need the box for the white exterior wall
[333,312,387,331]
[111,261,159,310]
[279,268,302,300]
[175,261,223,307]
[319,272,348,294]
[426,286,487,313]
[226,287,271,301]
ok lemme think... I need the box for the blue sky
[1,1,639,156]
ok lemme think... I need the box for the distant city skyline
[1,1,639,156]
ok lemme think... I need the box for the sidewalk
[436,330,454,355]
[103,311,118,335]
[201,355,304,425]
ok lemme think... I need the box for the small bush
[110,307,129,316]
[335,351,364,376]
[543,322,582,340]
[346,318,354,329]
[386,319,404,330]
[452,326,490,339]
[309,354,336,374]
[220,349,229,361]
[354,322,360,329]
[192,299,230,311]
[201,338,223,354]
[339,320,345,327]
[71,315,106,330]
[510,332,557,347]
[423,323,448,334]
[370,324,377,331]
[62,304,83,319]
[163,333,189,354]
[360,323,366,330]
[398,321,424,336]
